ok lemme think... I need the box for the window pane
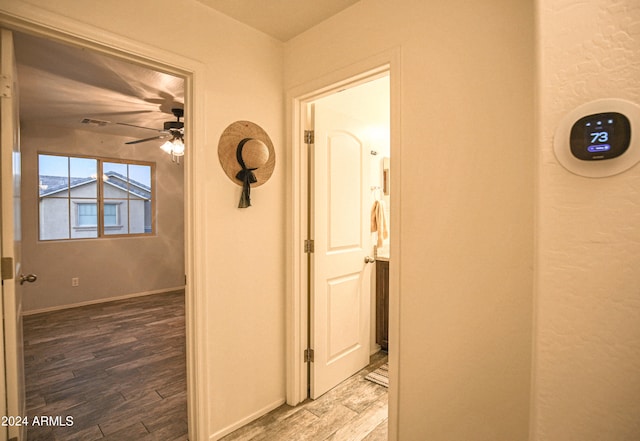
[104,203,118,226]
[104,200,128,235]
[103,162,129,199]
[129,164,151,188]
[71,200,98,239]
[103,162,127,186]
[39,197,70,240]
[70,157,98,197]
[77,203,97,226]
[128,197,147,234]
[128,165,152,234]
[39,155,68,196]
[39,154,70,240]
[144,200,152,233]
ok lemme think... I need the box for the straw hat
[218,120,275,188]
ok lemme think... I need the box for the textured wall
[287,1,534,440]
[535,1,640,439]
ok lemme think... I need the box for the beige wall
[14,1,639,441]
[534,1,640,439]
[21,125,184,312]
[286,1,535,440]
[2,0,285,438]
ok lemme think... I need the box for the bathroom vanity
[375,257,389,351]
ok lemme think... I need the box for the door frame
[285,49,401,437]
[0,28,24,441]
[0,5,209,441]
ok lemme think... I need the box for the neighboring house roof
[39,176,94,196]
[39,171,151,199]
[104,171,151,199]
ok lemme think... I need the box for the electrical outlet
[71,277,79,287]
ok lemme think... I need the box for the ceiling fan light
[160,140,174,154]
[171,138,185,156]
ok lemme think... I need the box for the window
[38,154,154,241]
[77,203,97,226]
[76,202,119,227]
[103,203,118,226]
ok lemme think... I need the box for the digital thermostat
[570,112,630,160]
[554,98,640,177]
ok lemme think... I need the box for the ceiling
[195,0,361,42]
[14,32,185,141]
[13,1,361,143]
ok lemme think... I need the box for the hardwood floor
[23,290,388,441]
[23,290,187,441]
[220,352,389,441]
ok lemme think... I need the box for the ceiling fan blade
[94,110,155,117]
[116,121,163,132]
[125,135,166,145]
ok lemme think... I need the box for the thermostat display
[570,112,630,161]
[554,98,640,178]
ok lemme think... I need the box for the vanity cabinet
[375,259,389,351]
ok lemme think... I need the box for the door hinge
[304,348,315,363]
[1,74,12,99]
[304,130,314,144]
[1,257,14,280]
[304,239,314,253]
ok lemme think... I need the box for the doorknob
[364,256,375,264]
[19,274,37,285]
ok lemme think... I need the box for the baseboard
[22,286,185,315]
[208,398,286,441]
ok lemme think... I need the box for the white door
[0,28,27,441]
[310,100,373,399]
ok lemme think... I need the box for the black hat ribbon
[235,138,258,208]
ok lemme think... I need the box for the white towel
[370,200,388,247]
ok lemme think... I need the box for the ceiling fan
[121,107,184,145]
[80,107,186,163]
[123,107,185,163]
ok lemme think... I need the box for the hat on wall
[218,120,276,207]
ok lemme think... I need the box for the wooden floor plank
[360,420,388,441]
[24,290,389,440]
[324,395,388,441]
[23,291,187,441]
[220,352,389,441]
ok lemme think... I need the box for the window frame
[38,152,155,241]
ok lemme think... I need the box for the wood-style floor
[23,290,388,441]
[23,290,187,441]
[220,351,389,441]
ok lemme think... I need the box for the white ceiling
[195,0,361,41]
[14,32,185,141]
[13,1,361,143]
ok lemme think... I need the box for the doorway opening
[0,15,207,440]
[305,73,390,400]
[286,58,397,437]
[15,30,188,439]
